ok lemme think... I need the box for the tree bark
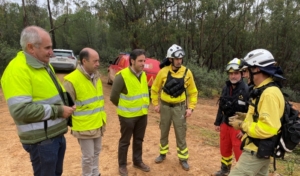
[22,0,27,27]
[47,0,56,49]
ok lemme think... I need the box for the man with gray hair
[1,25,75,176]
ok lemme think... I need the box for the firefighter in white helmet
[151,44,198,171]
[228,49,285,176]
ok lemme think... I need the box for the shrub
[186,62,227,98]
[282,87,300,102]
[0,41,19,78]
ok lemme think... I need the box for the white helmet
[166,44,185,58]
[226,58,242,72]
[243,49,275,67]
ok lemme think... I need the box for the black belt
[38,134,64,145]
[161,100,185,107]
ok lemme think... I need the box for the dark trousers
[118,115,147,167]
[22,135,66,176]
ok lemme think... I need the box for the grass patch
[99,65,108,76]
[189,123,300,175]
[189,124,219,147]
[270,147,300,175]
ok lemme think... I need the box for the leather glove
[229,115,238,122]
[235,112,246,120]
[229,119,243,130]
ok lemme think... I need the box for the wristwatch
[188,108,194,112]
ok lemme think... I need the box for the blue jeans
[22,135,66,176]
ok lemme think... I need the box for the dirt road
[0,74,288,176]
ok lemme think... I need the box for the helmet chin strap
[248,70,261,85]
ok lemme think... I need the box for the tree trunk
[47,0,56,49]
[22,0,27,27]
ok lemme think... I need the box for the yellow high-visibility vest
[64,69,106,131]
[1,51,68,144]
[117,67,149,117]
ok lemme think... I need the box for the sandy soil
[0,74,292,176]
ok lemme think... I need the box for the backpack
[249,82,300,170]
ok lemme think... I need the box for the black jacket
[214,80,249,126]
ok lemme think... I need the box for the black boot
[155,154,166,163]
[211,163,231,176]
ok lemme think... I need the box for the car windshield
[54,51,72,57]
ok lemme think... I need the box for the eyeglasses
[171,49,185,58]
[226,63,240,71]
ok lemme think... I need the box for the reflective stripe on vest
[117,67,149,118]
[8,94,65,132]
[73,106,105,116]
[75,96,104,106]
[64,69,106,131]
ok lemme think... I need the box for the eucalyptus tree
[22,0,28,27]
[265,0,300,89]
[25,0,49,27]
[55,8,106,54]
[0,2,23,48]
[105,0,151,50]
[0,1,22,76]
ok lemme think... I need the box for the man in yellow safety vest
[64,48,106,176]
[110,49,150,176]
[1,25,75,176]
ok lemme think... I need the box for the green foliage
[1,0,300,99]
[189,124,220,147]
[0,41,19,78]
[270,147,300,176]
[281,87,300,102]
[187,62,227,98]
[0,2,23,48]
[99,47,120,64]
[55,10,107,54]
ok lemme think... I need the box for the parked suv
[50,49,77,71]
[108,52,160,88]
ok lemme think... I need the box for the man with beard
[110,49,150,176]
[212,58,249,176]
[151,44,198,171]
[64,48,107,176]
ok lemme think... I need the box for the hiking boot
[211,170,230,176]
[155,154,166,163]
[211,163,231,176]
[133,162,150,172]
[179,160,190,171]
[119,166,128,176]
